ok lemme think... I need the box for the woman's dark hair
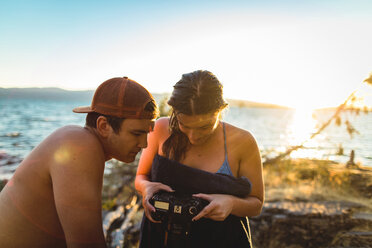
[85,100,157,134]
[163,70,228,161]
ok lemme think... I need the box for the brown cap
[73,77,157,119]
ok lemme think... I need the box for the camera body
[149,191,209,233]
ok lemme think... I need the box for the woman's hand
[141,181,174,223]
[191,193,234,221]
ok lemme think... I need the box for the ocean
[1,98,371,179]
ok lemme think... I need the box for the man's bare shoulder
[45,126,106,192]
[41,125,106,167]
[48,125,99,145]
[50,125,96,141]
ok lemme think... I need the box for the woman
[135,70,264,248]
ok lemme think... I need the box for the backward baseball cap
[73,77,158,119]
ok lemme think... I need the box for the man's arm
[50,139,106,248]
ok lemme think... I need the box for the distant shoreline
[0,87,290,109]
[3,87,369,111]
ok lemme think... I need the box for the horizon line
[1,86,346,110]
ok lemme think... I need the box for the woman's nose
[187,130,200,142]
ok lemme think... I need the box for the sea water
[0,98,371,178]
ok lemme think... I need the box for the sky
[1,0,372,109]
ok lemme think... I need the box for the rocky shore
[0,151,22,189]
[250,201,372,248]
[100,199,372,248]
[100,158,372,248]
[1,153,371,247]
[0,151,22,168]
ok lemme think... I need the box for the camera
[149,191,209,235]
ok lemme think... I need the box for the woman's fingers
[191,194,233,221]
[144,208,161,223]
[143,196,161,223]
[144,197,156,212]
[192,202,216,221]
[143,182,174,223]
[157,183,174,193]
[149,182,174,196]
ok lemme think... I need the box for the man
[0,77,158,248]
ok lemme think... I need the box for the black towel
[151,154,252,198]
[140,154,253,248]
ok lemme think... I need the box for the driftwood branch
[264,90,357,164]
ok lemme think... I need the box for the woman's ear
[96,116,112,138]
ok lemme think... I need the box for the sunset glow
[288,108,317,146]
[1,1,372,109]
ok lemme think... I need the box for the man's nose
[138,135,148,148]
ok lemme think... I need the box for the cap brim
[72,106,94,113]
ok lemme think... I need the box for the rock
[0,152,8,160]
[103,205,125,238]
[250,201,372,248]
[6,132,21,137]
[331,231,372,247]
[346,150,356,168]
[0,179,8,191]
[0,152,22,167]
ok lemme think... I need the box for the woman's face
[176,111,220,145]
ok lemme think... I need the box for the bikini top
[216,122,233,176]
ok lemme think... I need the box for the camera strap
[162,215,193,248]
[164,230,192,248]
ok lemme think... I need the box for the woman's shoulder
[224,123,261,170]
[154,117,170,132]
[151,117,171,140]
[155,117,170,127]
[224,122,258,148]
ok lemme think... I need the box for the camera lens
[189,206,197,215]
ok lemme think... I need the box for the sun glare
[54,147,71,164]
[289,107,316,143]
[287,107,320,159]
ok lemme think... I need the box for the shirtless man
[0,77,158,248]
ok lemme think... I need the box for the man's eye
[132,133,141,136]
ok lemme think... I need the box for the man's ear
[96,116,112,138]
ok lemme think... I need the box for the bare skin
[135,113,264,223]
[0,117,154,248]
